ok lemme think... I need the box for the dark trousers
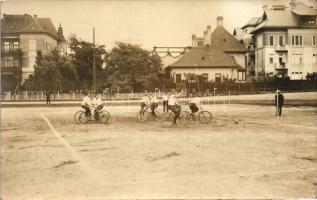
[169,105,180,124]
[163,101,169,112]
[81,105,91,117]
[277,106,282,116]
[94,105,104,120]
[189,103,199,113]
[140,102,146,111]
[150,103,158,116]
[46,98,50,104]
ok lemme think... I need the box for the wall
[168,67,238,82]
[20,34,57,82]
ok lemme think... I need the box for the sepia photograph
[0,0,317,199]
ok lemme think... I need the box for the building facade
[167,16,248,84]
[248,2,317,80]
[1,14,66,91]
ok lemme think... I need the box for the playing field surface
[1,104,317,199]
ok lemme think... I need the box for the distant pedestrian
[46,92,51,104]
[275,90,284,116]
[162,92,169,112]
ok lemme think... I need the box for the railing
[275,45,288,52]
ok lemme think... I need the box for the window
[201,73,208,82]
[299,56,303,64]
[197,41,203,47]
[279,35,284,46]
[215,73,221,83]
[269,57,274,64]
[13,42,19,49]
[4,42,9,51]
[14,59,19,67]
[175,74,181,83]
[313,54,317,64]
[269,35,274,46]
[238,71,245,81]
[4,56,14,67]
[188,74,196,83]
[313,36,317,46]
[292,35,303,46]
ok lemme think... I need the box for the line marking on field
[40,113,100,181]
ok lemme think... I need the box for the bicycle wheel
[78,112,89,124]
[74,111,84,123]
[178,111,190,126]
[188,112,199,126]
[160,112,174,128]
[98,111,109,124]
[198,111,212,124]
[103,110,110,121]
[154,110,162,121]
[137,110,150,122]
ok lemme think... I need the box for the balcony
[275,45,288,52]
[1,48,23,55]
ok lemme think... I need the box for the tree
[68,36,107,84]
[104,42,163,92]
[23,49,78,91]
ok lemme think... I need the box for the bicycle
[136,104,162,122]
[159,105,189,128]
[75,106,110,124]
[180,105,212,126]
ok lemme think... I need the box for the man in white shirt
[150,93,159,116]
[81,92,92,118]
[168,90,183,124]
[189,96,201,113]
[162,92,169,112]
[140,94,149,111]
[93,94,105,120]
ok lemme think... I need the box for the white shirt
[81,96,92,106]
[190,97,201,105]
[168,94,177,105]
[151,96,159,103]
[141,96,149,105]
[162,95,168,101]
[93,97,103,106]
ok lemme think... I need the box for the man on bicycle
[150,93,159,117]
[81,92,92,118]
[168,90,183,125]
[189,95,201,113]
[140,94,150,111]
[93,94,105,120]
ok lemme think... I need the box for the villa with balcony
[241,1,317,80]
[1,14,66,91]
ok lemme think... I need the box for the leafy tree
[104,42,164,92]
[23,49,78,91]
[68,36,107,83]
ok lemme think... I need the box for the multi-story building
[167,16,248,84]
[233,17,261,77]
[1,14,66,91]
[248,1,317,80]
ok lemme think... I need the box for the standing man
[275,90,284,116]
[162,92,169,112]
[46,91,51,105]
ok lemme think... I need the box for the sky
[1,0,317,51]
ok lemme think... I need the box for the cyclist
[189,95,201,113]
[93,94,105,120]
[150,93,159,117]
[140,94,150,111]
[81,92,92,119]
[168,90,184,125]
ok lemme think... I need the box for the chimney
[24,14,28,24]
[33,14,38,24]
[217,16,223,27]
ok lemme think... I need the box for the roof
[1,14,58,39]
[241,17,261,29]
[250,9,298,33]
[167,47,242,69]
[292,2,317,16]
[210,26,248,53]
[233,28,244,41]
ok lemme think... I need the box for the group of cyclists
[80,90,201,124]
[140,90,201,125]
[81,92,105,121]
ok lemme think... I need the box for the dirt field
[1,104,317,199]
